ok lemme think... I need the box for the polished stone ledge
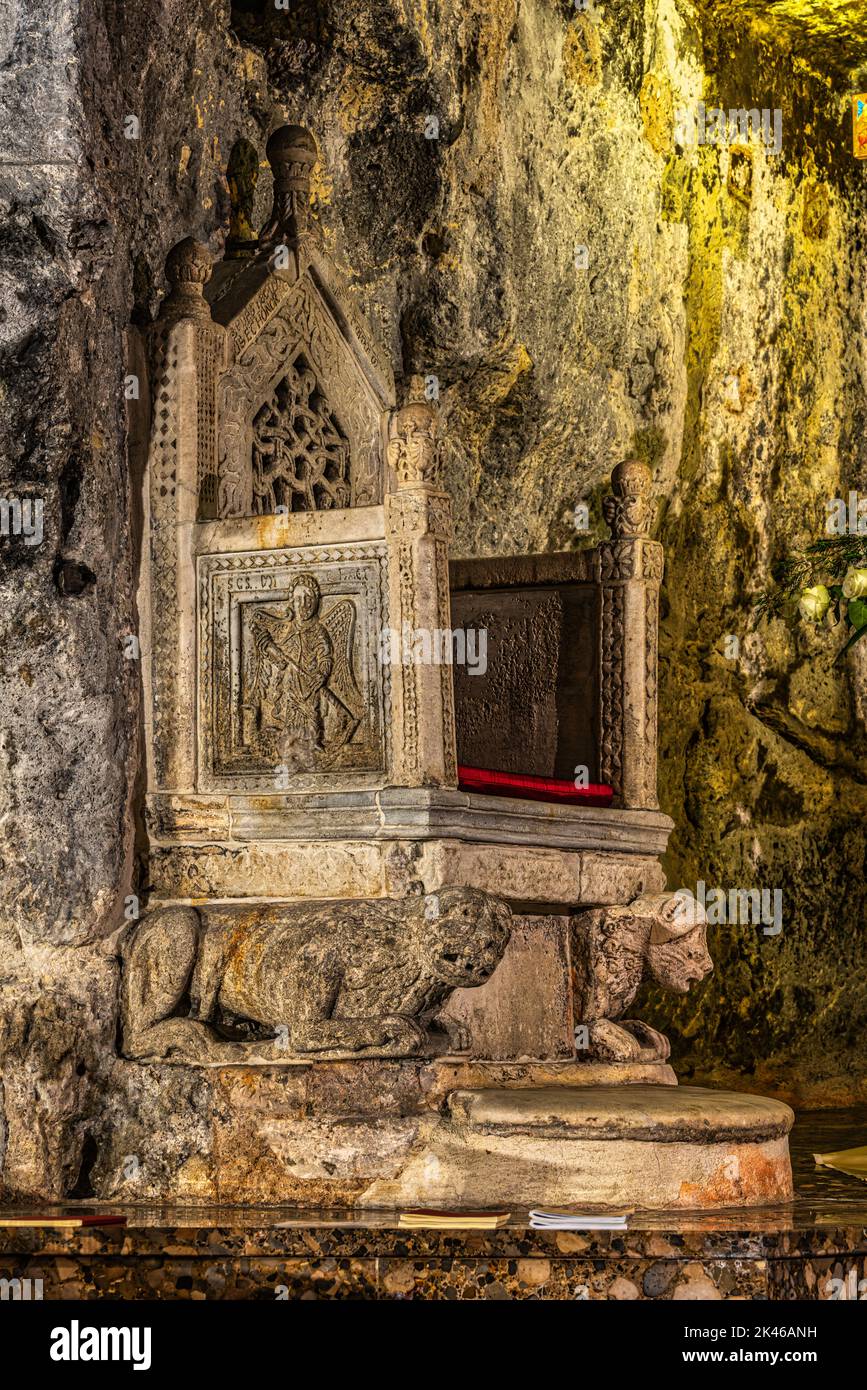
[147,787,674,853]
[1,1109,865,1299]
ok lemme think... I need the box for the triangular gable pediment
[209,264,389,516]
[163,125,395,520]
[206,242,393,412]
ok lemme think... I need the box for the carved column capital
[386,490,453,543]
[159,238,214,325]
[596,537,664,584]
[387,378,441,489]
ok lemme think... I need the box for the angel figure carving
[246,572,362,762]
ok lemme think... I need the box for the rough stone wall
[641,6,867,1104]
[0,0,865,1198]
[0,0,276,1198]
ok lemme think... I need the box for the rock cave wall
[0,0,865,1196]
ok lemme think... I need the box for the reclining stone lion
[571,891,712,1063]
[120,887,512,1064]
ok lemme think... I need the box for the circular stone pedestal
[361,1086,795,1210]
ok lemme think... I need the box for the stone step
[448,1085,795,1144]
[362,1085,795,1210]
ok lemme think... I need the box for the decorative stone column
[143,237,227,791]
[596,460,663,810]
[385,380,458,787]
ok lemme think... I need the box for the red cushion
[457,765,613,807]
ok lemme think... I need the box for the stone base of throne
[362,1086,795,1211]
[98,1061,793,1210]
[147,793,673,908]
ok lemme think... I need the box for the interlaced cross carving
[251,360,350,513]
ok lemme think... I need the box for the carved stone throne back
[139,125,458,818]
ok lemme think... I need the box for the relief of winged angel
[247,572,363,764]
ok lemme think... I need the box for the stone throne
[140,126,672,936]
[123,124,794,1210]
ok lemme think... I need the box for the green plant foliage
[755,537,867,661]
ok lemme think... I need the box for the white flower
[798,585,831,622]
[842,567,867,599]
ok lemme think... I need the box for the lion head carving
[418,887,513,988]
[641,891,713,994]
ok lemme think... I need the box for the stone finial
[159,237,213,323]
[387,375,440,488]
[602,458,653,538]
[258,123,318,247]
